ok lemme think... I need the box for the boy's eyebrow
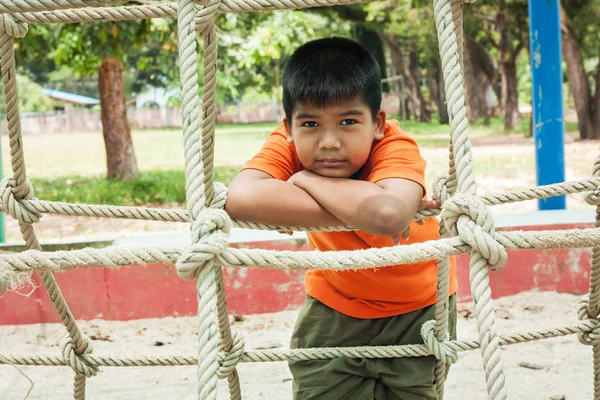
[294,112,319,120]
[294,109,365,119]
[339,109,365,117]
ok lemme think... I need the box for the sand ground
[0,291,594,400]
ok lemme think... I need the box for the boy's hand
[392,199,436,245]
[287,170,314,186]
[287,170,438,246]
[418,198,439,210]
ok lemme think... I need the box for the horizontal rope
[1,319,595,367]
[9,0,378,25]
[1,228,599,284]
[3,178,598,232]
[0,0,125,13]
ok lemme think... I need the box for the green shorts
[289,295,457,400]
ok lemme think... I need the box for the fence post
[236,99,242,124]
[57,110,63,132]
[93,110,99,131]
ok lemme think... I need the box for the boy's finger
[415,220,425,226]
[401,227,410,241]
[421,199,439,209]
[390,235,400,246]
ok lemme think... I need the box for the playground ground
[0,291,592,399]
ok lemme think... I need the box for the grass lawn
[1,116,555,178]
[0,116,585,207]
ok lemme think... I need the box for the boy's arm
[225,169,345,227]
[291,170,423,237]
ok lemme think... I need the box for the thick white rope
[0,14,93,400]
[177,1,221,398]
[434,0,507,397]
[0,0,125,13]
[4,0,376,21]
[0,177,597,231]
[0,1,598,399]
[2,319,599,369]
[584,148,600,399]
[1,227,600,288]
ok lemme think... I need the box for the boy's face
[284,97,386,178]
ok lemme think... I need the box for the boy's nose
[319,131,341,150]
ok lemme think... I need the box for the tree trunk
[496,8,522,131]
[463,36,491,124]
[380,33,429,122]
[408,47,431,122]
[500,60,520,130]
[437,61,449,124]
[466,35,501,108]
[561,10,596,139]
[98,57,138,179]
[427,68,439,110]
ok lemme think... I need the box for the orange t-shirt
[242,120,457,319]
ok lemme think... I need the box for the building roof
[41,88,100,105]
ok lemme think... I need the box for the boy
[225,37,457,400]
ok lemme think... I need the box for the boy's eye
[341,119,358,126]
[301,121,319,128]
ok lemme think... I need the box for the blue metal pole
[528,0,566,210]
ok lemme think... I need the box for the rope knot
[176,208,231,279]
[433,176,450,206]
[421,320,458,364]
[59,334,99,377]
[218,330,245,379]
[585,190,600,206]
[0,15,28,38]
[196,0,222,32]
[209,181,227,210]
[577,297,600,345]
[441,194,507,271]
[0,177,41,224]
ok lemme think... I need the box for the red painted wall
[0,222,593,325]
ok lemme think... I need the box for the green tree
[364,0,439,122]
[53,18,174,179]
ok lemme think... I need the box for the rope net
[0,0,598,399]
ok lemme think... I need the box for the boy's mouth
[317,158,346,167]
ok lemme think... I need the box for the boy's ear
[374,109,386,140]
[283,117,294,143]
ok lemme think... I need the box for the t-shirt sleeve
[367,124,427,195]
[241,125,298,181]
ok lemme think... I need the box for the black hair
[282,37,382,123]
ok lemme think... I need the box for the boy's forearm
[293,172,413,236]
[225,179,344,228]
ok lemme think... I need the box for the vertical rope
[0,18,90,400]
[433,242,451,398]
[197,2,241,398]
[432,3,464,396]
[199,15,218,205]
[586,151,600,399]
[177,1,220,398]
[433,1,508,399]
